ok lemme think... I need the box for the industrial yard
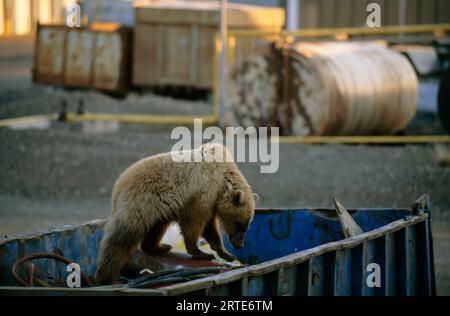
[1,33,450,295]
[0,0,450,297]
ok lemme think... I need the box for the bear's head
[216,170,259,249]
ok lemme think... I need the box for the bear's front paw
[192,252,215,261]
[219,252,237,262]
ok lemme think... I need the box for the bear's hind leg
[95,216,146,285]
[141,221,172,255]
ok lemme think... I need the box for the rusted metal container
[133,1,285,90]
[0,195,435,296]
[227,41,419,135]
[33,23,132,94]
[33,25,66,85]
[284,41,418,135]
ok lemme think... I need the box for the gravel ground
[1,37,449,295]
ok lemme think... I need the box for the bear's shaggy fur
[95,144,258,285]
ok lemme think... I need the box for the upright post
[219,0,227,127]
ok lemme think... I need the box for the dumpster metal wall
[222,208,412,265]
[165,211,435,296]
[0,199,436,296]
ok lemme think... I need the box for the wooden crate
[33,23,132,94]
[133,1,285,90]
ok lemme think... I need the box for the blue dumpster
[0,195,436,296]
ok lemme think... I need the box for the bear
[95,143,258,285]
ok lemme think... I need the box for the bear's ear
[253,193,260,203]
[232,190,245,206]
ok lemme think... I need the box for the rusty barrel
[227,41,418,136]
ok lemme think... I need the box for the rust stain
[311,271,320,286]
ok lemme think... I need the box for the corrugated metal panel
[135,1,285,27]
[384,233,396,295]
[298,0,450,29]
[437,0,450,23]
[65,29,95,87]
[319,0,337,28]
[335,0,353,28]
[419,0,436,24]
[332,249,351,295]
[299,0,320,28]
[13,0,31,35]
[33,25,66,84]
[92,31,124,91]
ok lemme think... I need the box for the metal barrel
[286,41,418,135]
[227,41,418,136]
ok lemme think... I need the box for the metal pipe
[228,23,450,37]
[0,113,58,128]
[219,0,227,127]
[287,0,299,31]
[399,0,406,44]
[0,113,219,128]
[272,135,450,144]
[65,113,219,125]
[1,114,450,144]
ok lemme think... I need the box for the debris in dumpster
[333,198,364,238]
[118,249,244,282]
[127,249,240,274]
[124,266,229,289]
[139,268,154,275]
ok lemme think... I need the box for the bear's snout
[230,240,244,249]
[229,232,245,249]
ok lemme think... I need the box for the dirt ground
[0,37,449,295]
